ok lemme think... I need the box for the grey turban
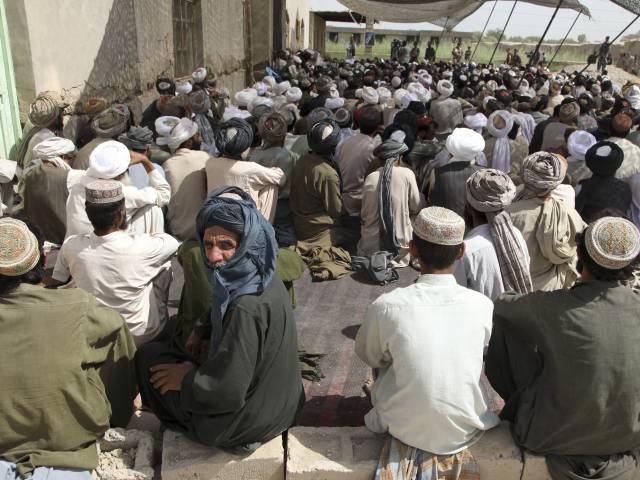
[214,118,254,159]
[308,118,341,156]
[258,112,288,146]
[307,107,335,129]
[334,108,352,128]
[466,168,532,294]
[373,139,409,162]
[251,104,274,121]
[466,168,517,213]
[117,125,154,151]
[315,76,332,94]
[93,105,130,138]
[517,152,566,200]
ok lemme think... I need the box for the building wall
[286,0,310,50]
[5,0,262,122]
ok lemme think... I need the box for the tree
[485,28,504,41]
[577,34,587,43]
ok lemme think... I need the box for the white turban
[464,113,487,134]
[626,85,640,110]
[393,89,409,108]
[391,76,402,88]
[486,110,515,173]
[437,80,454,99]
[567,130,597,162]
[176,80,192,95]
[271,95,287,110]
[192,67,207,83]
[248,96,273,113]
[377,87,392,105]
[442,71,453,79]
[286,87,302,103]
[362,86,379,105]
[87,140,130,179]
[262,76,277,89]
[158,117,199,153]
[482,96,496,110]
[446,128,485,162]
[234,88,258,107]
[400,92,419,109]
[274,81,291,96]
[155,116,180,138]
[33,136,76,160]
[325,97,345,110]
[253,82,269,96]
[222,106,252,122]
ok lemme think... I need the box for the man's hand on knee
[149,362,194,395]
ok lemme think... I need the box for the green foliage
[577,34,587,43]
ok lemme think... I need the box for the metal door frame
[0,0,21,159]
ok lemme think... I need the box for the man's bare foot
[362,378,374,400]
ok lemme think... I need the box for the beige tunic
[358,166,422,267]
[205,156,285,222]
[163,148,209,241]
[507,197,586,291]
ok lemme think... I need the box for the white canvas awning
[336,0,590,28]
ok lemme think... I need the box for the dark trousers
[484,322,542,421]
[135,342,192,432]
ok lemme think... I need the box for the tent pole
[525,0,564,70]
[435,16,449,59]
[548,8,582,69]
[471,0,498,63]
[488,0,518,65]
[579,13,640,74]
[516,0,563,89]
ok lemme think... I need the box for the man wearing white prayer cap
[22,137,85,244]
[362,86,379,105]
[428,128,484,219]
[74,104,131,170]
[357,204,498,474]
[286,87,303,104]
[192,67,208,84]
[430,80,463,138]
[234,88,258,108]
[53,179,179,346]
[162,118,209,241]
[63,140,170,239]
[463,113,487,134]
[565,130,596,187]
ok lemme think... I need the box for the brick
[286,427,384,480]
[161,430,284,480]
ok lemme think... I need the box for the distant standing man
[598,36,611,72]
[465,46,472,62]
[425,41,436,63]
[347,36,356,59]
[410,41,421,63]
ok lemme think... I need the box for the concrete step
[161,429,284,480]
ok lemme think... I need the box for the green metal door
[0,0,21,159]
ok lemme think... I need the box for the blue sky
[310,0,638,41]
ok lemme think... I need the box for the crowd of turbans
[2,45,640,480]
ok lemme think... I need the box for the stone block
[469,423,523,480]
[161,430,284,480]
[286,427,384,480]
[95,428,155,480]
[522,452,551,480]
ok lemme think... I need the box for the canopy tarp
[336,0,590,28]
[610,0,640,15]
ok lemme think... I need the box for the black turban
[214,118,254,159]
[586,141,624,177]
[308,118,341,156]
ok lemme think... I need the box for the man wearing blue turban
[135,186,304,451]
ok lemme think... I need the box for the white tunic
[454,224,530,301]
[65,169,171,238]
[53,231,179,345]
[355,274,500,454]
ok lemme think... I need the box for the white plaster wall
[286,0,310,50]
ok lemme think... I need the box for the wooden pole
[434,16,449,59]
[488,0,518,65]
[471,1,498,63]
[548,8,582,69]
